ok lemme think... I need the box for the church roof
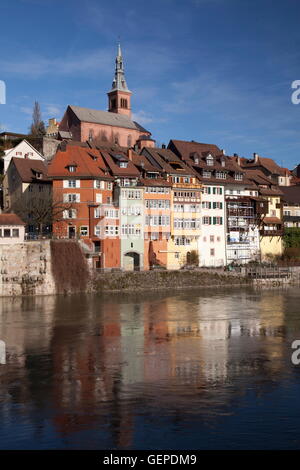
[69,105,150,134]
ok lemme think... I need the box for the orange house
[48,143,120,269]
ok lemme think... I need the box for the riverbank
[92,269,251,293]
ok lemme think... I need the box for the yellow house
[167,181,202,269]
[259,191,283,260]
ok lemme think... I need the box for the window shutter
[76,180,80,188]
[213,202,216,209]
[213,217,216,225]
[63,180,68,188]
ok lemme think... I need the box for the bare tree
[30,101,46,136]
[12,191,73,237]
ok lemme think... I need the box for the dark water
[1,286,300,450]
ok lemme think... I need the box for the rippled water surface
[1,286,300,449]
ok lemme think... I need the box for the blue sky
[1,0,300,168]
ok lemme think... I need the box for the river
[0,286,300,449]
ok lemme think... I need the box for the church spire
[107,43,132,117]
[110,43,130,93]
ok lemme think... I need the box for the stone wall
[93,269,251,293]
[0,240,56,296]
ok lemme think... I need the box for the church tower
[107,44,132,118]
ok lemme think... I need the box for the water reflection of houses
[0,290,288,448]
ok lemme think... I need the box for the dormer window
[32,169,43,179]
[221,158,226,167]
[235,173,243,181]
[206,154,214,166]
[119,161,128,168]
[216,171,226,179]
[203,170,211,178]
[67,165,77,173]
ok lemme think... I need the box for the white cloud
[132,110,154,125]
[1,48,113,78]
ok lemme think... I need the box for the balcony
[260,229,283,236]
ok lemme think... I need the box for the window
[206,155,214,166]
[94,226,101,237]
[88,129,94,141]
[203,216,211,225]
[216,171,226,179]
[68,165,76,172]
[235,173,243,181]
[94,208,102,218]
[210,248,215,256]
[203,170,211,178]
[210,235,214,242]
[121,98,128,108]
[63,209,76,219]
[68,180,77,188]
[4,229,10,237]
[80,226,88,236]
[96,193,102,203]
[94,180,105,189]
[120,161,128,168]
[107,182,113,190]
[64,193,80,203]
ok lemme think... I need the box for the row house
[99,148,144,271]
[244,169,284,260]
[141,147,202,269]
[131,152,172,270]
[168,140,226,266]
[281,186,300,228]
[3,157,51,237]
[48,143,120,269]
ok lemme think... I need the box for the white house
[0,213,25,244]
[199,183,226,267]
[2,139,44,174]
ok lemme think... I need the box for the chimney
[234,153,241,166]
[253,152,259,163]
[162,143,166,149]
[127,148,133,161]
[221,149,226,155]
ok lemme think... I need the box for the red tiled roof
[100,150,140,178]
[11,157,49,183]
[281,185,300,204]
[0,213,25,226]
[139,177,172,187]
[263,217,282,224]
[240,155,288,176]
[169,139,222,158]
[48,145,112,180]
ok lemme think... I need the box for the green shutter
[213,187,216,194]
[213,217,216,225]
[213,202,216,209]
